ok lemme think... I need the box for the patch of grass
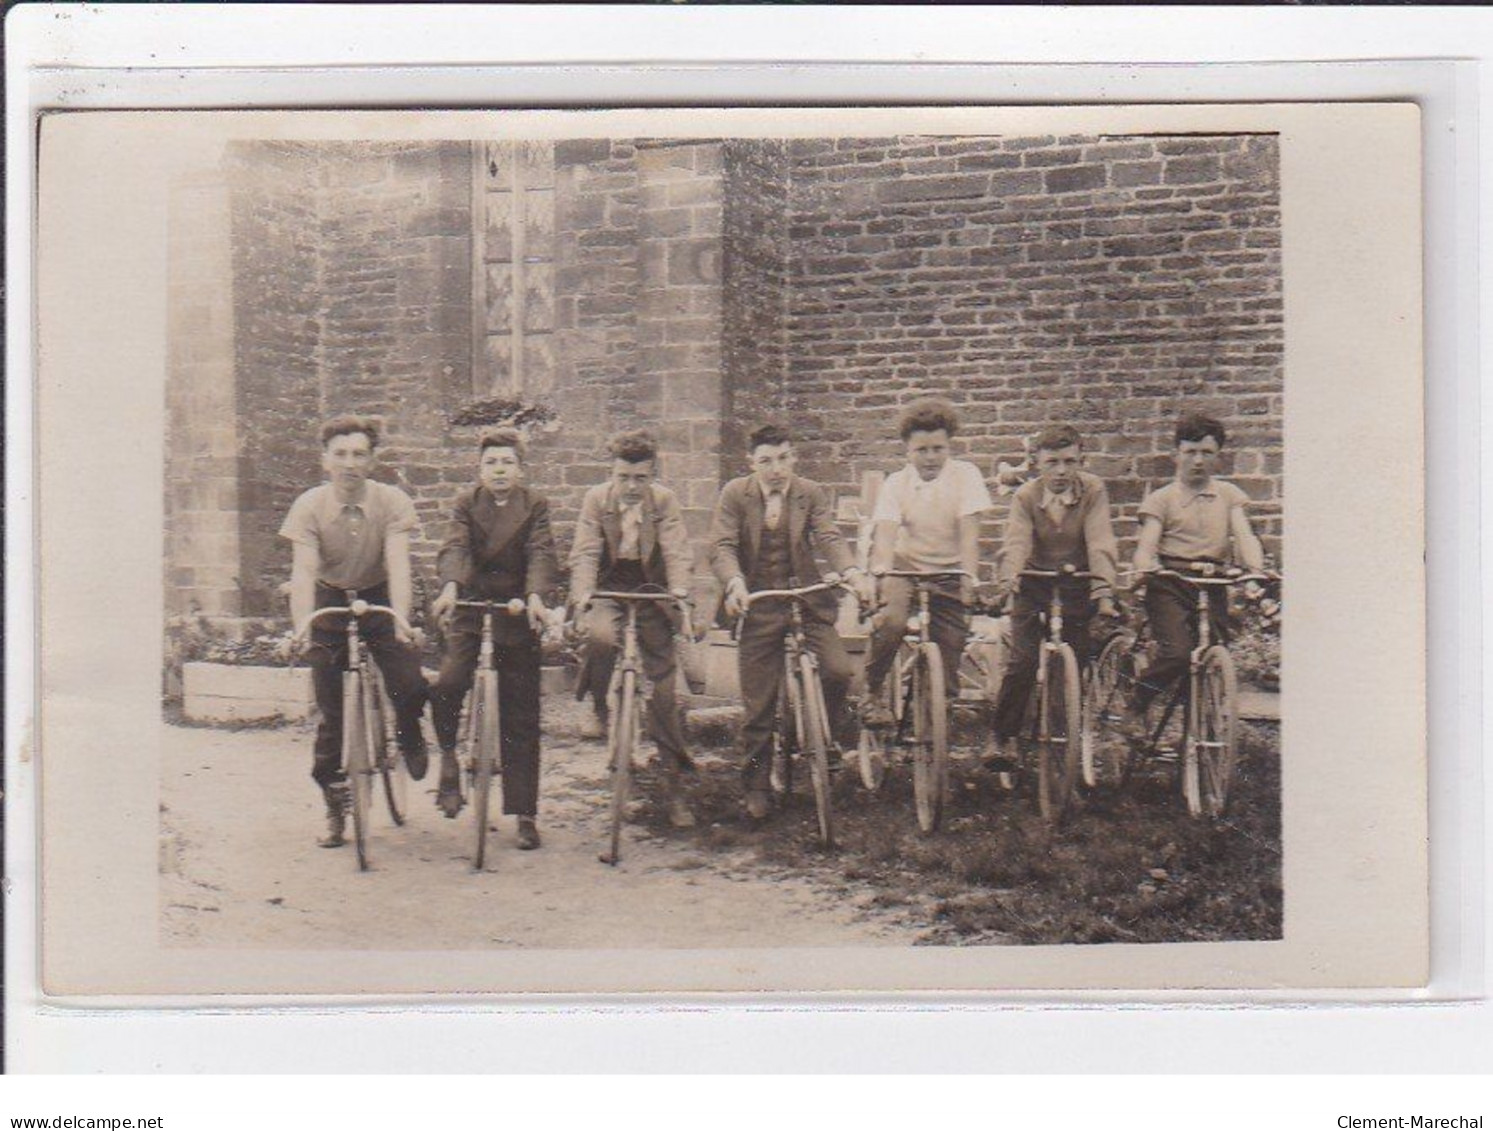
[639,720,1282,947]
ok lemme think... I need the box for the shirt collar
[904,461,952,489]
[1177,478,1219,504]
[1040,482,1081,511]
[329,482,370,513]
[755,475,791,501]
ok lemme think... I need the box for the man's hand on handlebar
[723,576,749,619]
[431,582,458,628]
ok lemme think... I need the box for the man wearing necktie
[429,428,558,850]
[282,415,430,849]
[710,424,875,820]
[569,431,697,828]
[989,424,1119,768]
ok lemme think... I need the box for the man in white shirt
[864,397,994,726]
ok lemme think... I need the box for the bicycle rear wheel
[1037,644,1083,824]
[602,669,638,866]
[343,672,373,871]
[365,672,407,826]
[470,670,501,870]
[912,643,949,834]
[1083,630,1136,790]
[1196,646,1239,818]
[799,655,835,848]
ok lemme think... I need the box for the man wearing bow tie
[710,424,875,820]
[988,424,1119,769]
[569,430,698,828]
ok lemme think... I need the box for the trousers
[427,608,541,817]
[991,577,1095,742]
[864,575,969,701]
[1133,569,1231,711]
[581,598,689,769]
[307,581,427,788]
[736,602,854,789]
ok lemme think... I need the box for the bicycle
[857,568,973,834]
[992,565,1098,825]
[586,586,691,867]
[1087,564,1277,818]
[303,598,417,871]
[448,598,530,871]
[737,575,852,848]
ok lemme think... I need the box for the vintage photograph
[160,128,1285,951]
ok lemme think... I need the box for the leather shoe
[861,697,895,730]
[399,726,429,782]
[744,788,771,821]
[516,817,542,850]
[579,710,607,741]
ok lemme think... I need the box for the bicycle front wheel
[1084,630,1136,790]
[603,669,638,866]
[343,672,373,871]
[471,670,501,871]
[911,643,949,834]
[799,655,835,848]
[1037,644,1083,825]
[1196,645,1240,818]
[366,672,407,827]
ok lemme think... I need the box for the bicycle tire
[1084,630,1136,790]
[471,669,501,870]
[603,669,637,866]
[799,655,835,848]
[343,672,373,871]
[912,643,949,834]
[365,672,407,827]
[773,672,799,798]
[1037,644,1083,825]
[1196,645,1239,818]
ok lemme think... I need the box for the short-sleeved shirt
[1137,478,1249,562]
[872,458,994,571]
[278,480,419,590]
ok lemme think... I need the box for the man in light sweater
[988,424,1119,768]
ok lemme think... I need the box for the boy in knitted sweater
[988,425,1119,767]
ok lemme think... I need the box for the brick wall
[167,131,1283,627]
[783,134,1283,562]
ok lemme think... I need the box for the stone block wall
[782,134,1283,562]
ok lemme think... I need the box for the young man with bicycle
[862,397,994,728]
[988,424,1120,770]
[710,424,875,820]
[283,415,431,849]
[569,430,698,829]
[428,428,558,850]
[1124,412,1266,733]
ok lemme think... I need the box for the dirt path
[159,702,920,949]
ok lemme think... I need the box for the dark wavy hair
[608,430,658,465]
[1174,412,1227,448]
[319,414,380,449]
[479,427,527,460]
[898,397,960,442]
[1033,424,1082,453]
[748,423,793,452]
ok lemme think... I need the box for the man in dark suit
[429,427,558,850]
[709,424,874,819]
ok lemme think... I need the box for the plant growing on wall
[448,396,559,433]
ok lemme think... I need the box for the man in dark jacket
[428,428,558,849]
[709,424,874,819]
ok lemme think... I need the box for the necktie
[764,491,784,532]
[619,505,642,558]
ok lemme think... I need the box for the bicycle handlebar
[305,602,415,637]
[587,591,684,604]
[872,568,975,582]
[453,598,529,615]
[739,577,852,609]
[1017,566,1099,581]
[1127,566,1279,588]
